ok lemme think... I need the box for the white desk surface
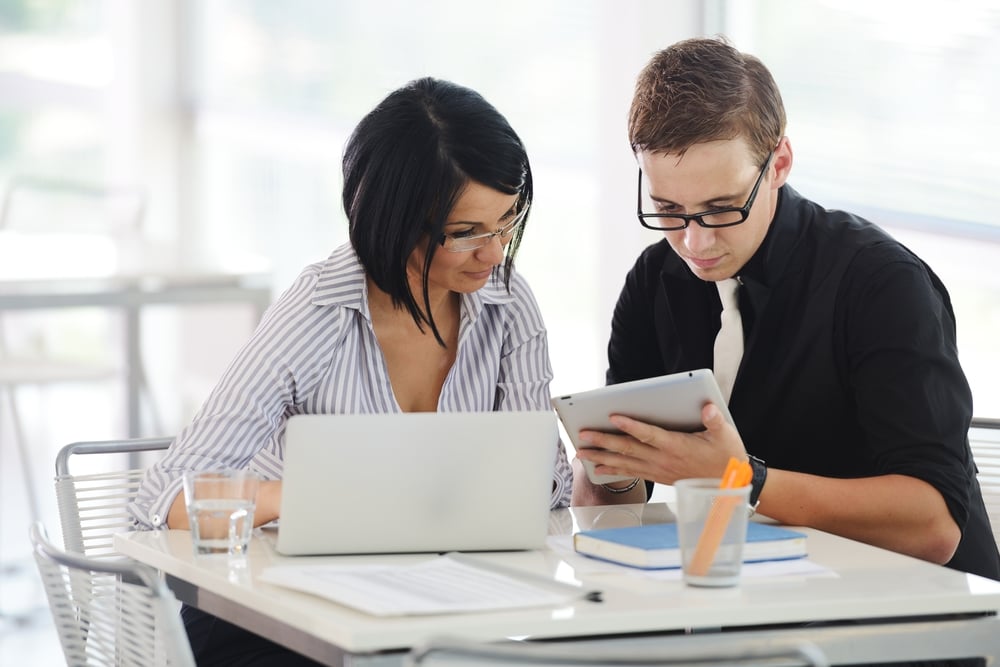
[0,241,272,438]
[0,264,271,305]
[115,503,1000,664]
[0,235,270,306]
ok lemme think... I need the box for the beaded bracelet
[601,477,640,494]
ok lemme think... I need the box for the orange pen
[687,457,753,577]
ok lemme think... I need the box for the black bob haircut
[342,77,532,346]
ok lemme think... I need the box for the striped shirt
[130,243,573,528]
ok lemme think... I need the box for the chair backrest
[55,438,173,557]
[30,521,195,667]
[406,636,828,667]
[971,418,1000,546]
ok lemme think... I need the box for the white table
[114,503,1000,665]
[0,252,271,539]
[0,261,271,438]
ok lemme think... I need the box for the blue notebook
[573,522,807,570]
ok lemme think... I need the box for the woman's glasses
[438,209,526,252]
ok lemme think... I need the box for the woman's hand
[253,480,283,526]
[166,479,284,529]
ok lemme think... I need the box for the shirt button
[152,514,161,526]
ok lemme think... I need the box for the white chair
[407,635,828,667]
[0,176,150,527]
[30,521,195,667]
[970,418,1000,547]
[54,437,173,558]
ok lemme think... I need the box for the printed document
[259,553,584,616]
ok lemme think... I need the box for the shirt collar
[739,185,805,287]
[311,243,368,312]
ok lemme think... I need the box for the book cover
[573,522,807,570]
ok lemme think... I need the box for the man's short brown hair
[628,36,786,165]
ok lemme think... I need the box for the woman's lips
[466,268,494,280]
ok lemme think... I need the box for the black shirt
[607,185,1000,581]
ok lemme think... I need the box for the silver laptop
[275,411,558,555]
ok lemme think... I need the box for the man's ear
[770,136,794,189]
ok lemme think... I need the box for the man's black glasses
[637,151,774,231]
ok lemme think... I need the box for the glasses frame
[438,207,527,253]
[637,150,775,231]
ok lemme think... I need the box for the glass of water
[182,469,260,556]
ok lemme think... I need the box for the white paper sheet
[259,553,586,616]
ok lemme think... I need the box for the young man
[572,36,1000,582]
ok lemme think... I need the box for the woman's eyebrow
[446,204,520,227]
[500,203,519,221]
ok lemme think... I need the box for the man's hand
[574,403,745,485]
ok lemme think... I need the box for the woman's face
[408,180,521,297]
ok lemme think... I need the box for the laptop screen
[275,411,558,555]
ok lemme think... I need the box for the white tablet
[551,369,735,485]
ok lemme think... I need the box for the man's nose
[680,223,717,255]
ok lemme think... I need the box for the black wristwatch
[747,454,768,509]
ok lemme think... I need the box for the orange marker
[687,457,753,577]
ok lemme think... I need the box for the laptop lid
[275,411,558,556]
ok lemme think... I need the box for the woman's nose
[475,233,506,264]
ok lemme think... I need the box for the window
[0,1,120,182]
[187,0,700,395]
[722,0,1000,416]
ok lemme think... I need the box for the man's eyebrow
[650,190,743,208]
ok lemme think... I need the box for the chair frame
[30,521,195,667]
[971,417,1000,546]
[55,437,173,558]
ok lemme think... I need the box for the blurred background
[2,0,998,660]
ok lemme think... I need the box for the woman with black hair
[130,77,572,665]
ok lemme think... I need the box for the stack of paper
[260,554,587,616]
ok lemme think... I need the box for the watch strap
[747,454,767,507]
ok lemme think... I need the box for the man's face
[636,137,787,282]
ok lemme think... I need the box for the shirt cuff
[148,477,185,529]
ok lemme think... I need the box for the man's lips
[686,255,723,269]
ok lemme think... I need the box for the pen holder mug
[674,477,751,587]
